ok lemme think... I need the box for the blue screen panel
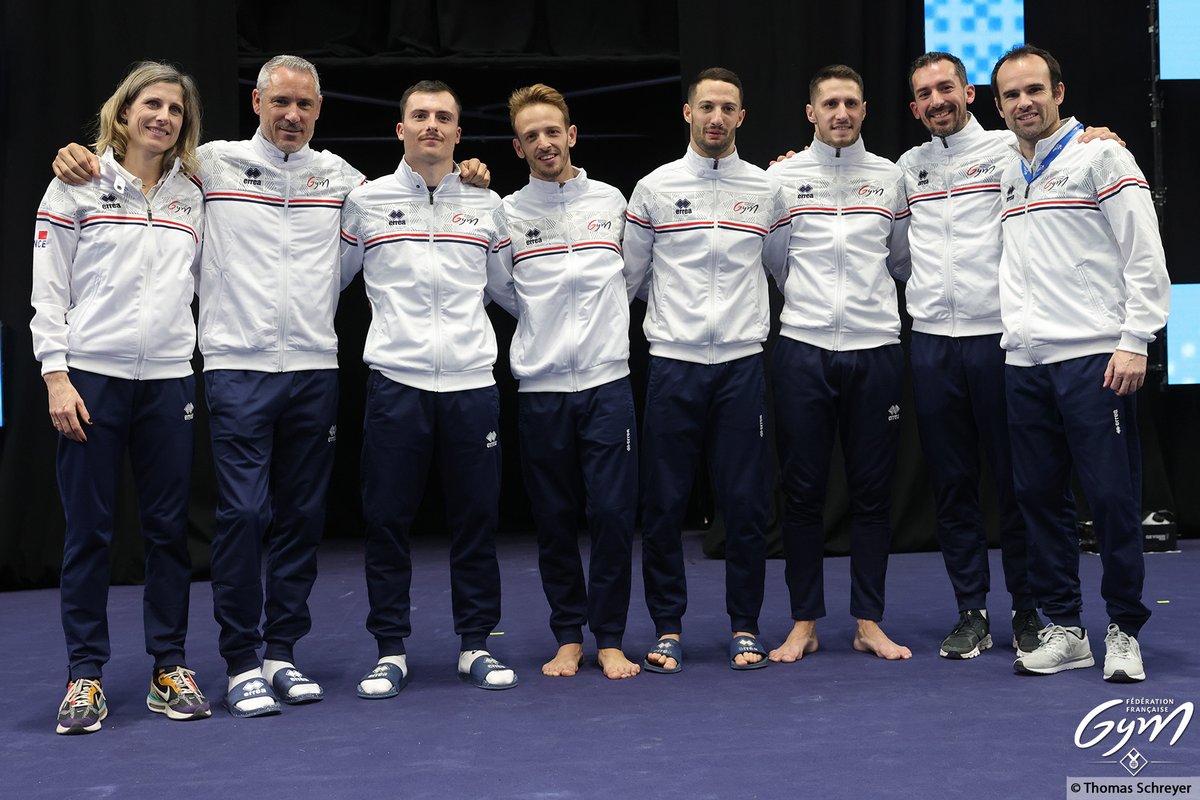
[924,0,1025,87]
[1161,0,1200,80]
[1166,284,1200,385]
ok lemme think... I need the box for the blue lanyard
[1021,122,1083,185]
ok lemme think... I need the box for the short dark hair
[907,52,968,98]
[400,79,463,119]
[990,44,1063,97]
[808,64,864,103]
[687,67,743,105]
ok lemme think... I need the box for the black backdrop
[1,0,1196,589]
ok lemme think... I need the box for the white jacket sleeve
[622,181,654,303]
[762,182,792,290]
[887,178,912,282]
[30,181,80,374]
[1093,148,1170,354]
[485,209,518,316]
[338,196,366,292]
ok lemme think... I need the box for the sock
[358,655,408,696]
[459,650,514,687]
[228,668,275,714]
[263,659,321,700]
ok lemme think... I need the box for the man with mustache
[623,67,791,673]
[340,80,518,695]
[992,45,1168,681]
[899,52,1121,662]
[495,83,641,680]
[765,64,912,664]
[52,57,493,716]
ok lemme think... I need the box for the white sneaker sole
[940,634,993,659]
[1104,667,1146,682]
[1013,653,1095,675]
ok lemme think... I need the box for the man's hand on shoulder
[1103,350,1147,396]
[768,149,801,167]
[53,143,100,186]
[459,158,491,188]
[1079,127,1126,149]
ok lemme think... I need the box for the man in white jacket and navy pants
[497,84,640,680]
[340,80,518,695]
[992,45,1169,682]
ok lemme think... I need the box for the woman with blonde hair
[31,60,209,734]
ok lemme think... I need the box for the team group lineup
[34,43,1170,735]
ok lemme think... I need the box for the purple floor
[2,534,1197,799]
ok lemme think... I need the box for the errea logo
[100,193,121,209]
[388,209,407,226]
[916,169,929,187]
[797,183,814,199]
[1006,185,1016,201]
[183,402,195,421]
[525,227,542,245]
[887,404,900,422]
[674,198,693,215]
[243,167,263,185]
[485,431,498,449]
[328,424,338,443]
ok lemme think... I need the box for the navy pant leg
[640,357,707,637]
[361,372,433,657]
[912,332,992,611]
[436,386,503,651]
[838,345,902,621]
[1053,357,1150,636]
[1006,364,1084,629]
[57,371,129,680]
[261,370,338,663]
[128,376,196,669]
[707,355,769,635]
[962,335,1034,611]
[520,390,587,646]
[577,379,638,649]
[772,339,837,621]
[206,370,281,675]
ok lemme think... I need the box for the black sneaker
[939,609,993,659]
[1012,609,1044,657]
[147,666,212,721]
[56,678,107,735]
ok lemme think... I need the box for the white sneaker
[1013,624,1094,675]
[1103,624,1146,682]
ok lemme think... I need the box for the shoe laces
[1037,624,1072,653]
[64,679,101,710]
[949,612,977,636]
[1106,627,1134,657]
[159,666,201,698]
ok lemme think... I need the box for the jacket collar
[808,135,866,164]
[251,127,311,166]
[931,113,988,152]
[525,166,590,199]
[394,157,461,193]
[1027,115,1081,166]
[683,146,741,177]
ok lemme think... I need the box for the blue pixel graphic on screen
[924,0,1025,87]
[1167,285,1200,385]
[1161,0,1200,80]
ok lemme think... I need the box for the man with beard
[52,57,492,716]
[623,67,790,674]
[992,46,1168,681]
[496,83,640,680]
[765,65,912,664]
[341,80,518,696]
[899,52,1120,662]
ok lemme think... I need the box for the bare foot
[542,643,584,677]
[597,648,640,679]
[645,634,681,671]
[768,620,819,663]
[852,619,912,660]
[731,630,766,667]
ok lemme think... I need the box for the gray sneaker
[1013,624,1094,675]
[1103,624,1145,682]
